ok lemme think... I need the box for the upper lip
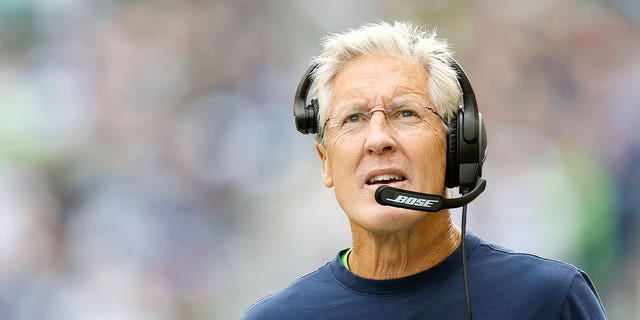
[364,168,407,185]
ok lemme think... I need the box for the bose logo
[386,195,439,208]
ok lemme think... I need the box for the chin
[349,203,426,234]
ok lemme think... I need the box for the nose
[364,111,397,155]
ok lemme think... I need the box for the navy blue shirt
[243,233,606,319]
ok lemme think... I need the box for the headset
[294,58,487,194]
[293,58,487,319]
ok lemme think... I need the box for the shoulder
[470,238,606,319]
[474,239,584,284]
[559,267,607,319]
[242,261,336,320]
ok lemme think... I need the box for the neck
[348,212,461,280]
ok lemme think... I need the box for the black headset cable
[461,202,473,320]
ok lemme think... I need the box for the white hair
[310,21,462,143]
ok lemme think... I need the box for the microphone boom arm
[375,179,486,212]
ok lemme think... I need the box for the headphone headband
[449,60,479,144]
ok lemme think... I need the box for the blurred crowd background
[0,0,638,319]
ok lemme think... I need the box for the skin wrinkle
[316,54,460,280]
[350,219,460,278]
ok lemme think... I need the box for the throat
[348,219,461,280]
[349,244,414,279]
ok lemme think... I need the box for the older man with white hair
[243,21,606,320]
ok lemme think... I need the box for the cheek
[428,135,447,167]
[325,143,365,202]
[326,135,360,173]
[419,122,447,161]
[410,130,448,185]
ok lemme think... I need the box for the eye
[393,107,421,119]
[400,109,418,118]
[345,113,362,123]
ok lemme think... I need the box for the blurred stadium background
[0,0,638,319]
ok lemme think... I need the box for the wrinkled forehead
[328,55,431,111]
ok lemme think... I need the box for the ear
[315,143,334,188]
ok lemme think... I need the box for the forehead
[330,55,430,108]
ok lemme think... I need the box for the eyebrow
[329,101,367,116]
[390,97,407,107]
[336,97,411,112]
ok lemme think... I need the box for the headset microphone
[375,178,486,212]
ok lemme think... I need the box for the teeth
[368,174,404,184]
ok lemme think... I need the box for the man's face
[316,55,448,233]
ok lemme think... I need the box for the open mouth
[366,174,407,185]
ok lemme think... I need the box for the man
[243,21,606,319]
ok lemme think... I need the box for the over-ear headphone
[293,58,487,193]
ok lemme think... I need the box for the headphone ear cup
[309,99,319,133]
[295,98,319,134]
[294,64,320,134]
[445,112,459,188]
